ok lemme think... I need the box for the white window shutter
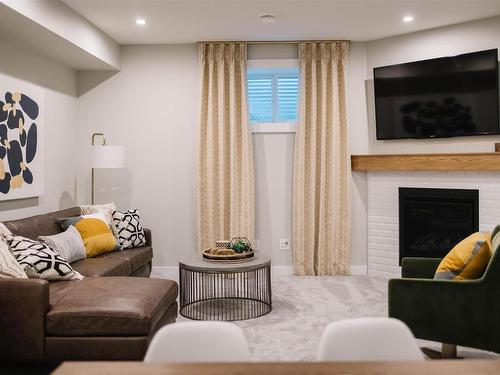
[247,75,273,122]
[277,76,299,122]
[247,68,299,124]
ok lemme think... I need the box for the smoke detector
[259,12,277,24]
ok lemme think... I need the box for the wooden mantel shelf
[351,153,500,171]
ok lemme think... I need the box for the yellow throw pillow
[74,218,118,258]
[434,232,492,281]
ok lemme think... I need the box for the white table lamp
[91,133,125,204]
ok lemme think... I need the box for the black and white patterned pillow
[7,235,83,281]
[112,209,146,249]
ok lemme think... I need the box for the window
[247,59,299,132]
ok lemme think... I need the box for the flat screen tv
[373,49,499,140]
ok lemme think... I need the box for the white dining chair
[317,317,424,361]
[144,321,251,363]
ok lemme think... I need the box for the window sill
[251,123,297,133]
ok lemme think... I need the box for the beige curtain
[292,42,351,275]
[197,43,254,250]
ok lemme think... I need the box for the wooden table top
[53,359,500,375]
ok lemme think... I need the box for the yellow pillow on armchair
[434,232,492,281]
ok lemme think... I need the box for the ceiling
[0,3,116,70]
[62,0,500,44]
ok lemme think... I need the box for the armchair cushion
[434,232,492,280]
[401,257,441,279]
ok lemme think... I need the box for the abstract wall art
[0,73,43,200]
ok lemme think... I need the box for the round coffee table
[179,255,272,321]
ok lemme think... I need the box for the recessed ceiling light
[259,13,276,24]
[403,15,414,23]
[136,18,147,25]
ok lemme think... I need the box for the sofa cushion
[71,256,131,277]
[49,280,78,307]
[46,277,178,336]
[3,207,81,239]
[96,247,152,274]
[44,303,178,361]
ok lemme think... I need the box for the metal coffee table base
[179,257,272,321]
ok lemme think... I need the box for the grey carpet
[171,274,498,361]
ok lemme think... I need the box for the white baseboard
[349,265,368,275]
[151,266,178,279]
[270,266,368,275]
[271,266,294,276]
[152,265,368,278]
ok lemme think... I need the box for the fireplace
[399,187,479,264]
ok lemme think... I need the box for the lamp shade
[91,145,125,168]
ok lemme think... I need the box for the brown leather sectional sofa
[0,207,178,363]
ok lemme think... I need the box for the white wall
[364,15,500,154]
[77,45,199,267]
[253,133,294,268]
[248,44,297,269]
[348,15,500,271]
[347,42,369,268]
[0,37,78,220]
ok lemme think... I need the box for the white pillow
[0,223,12,239]
[82,211,109,223]
[38,225,86,263]
[112,209,146,249]
[0,238,27,278]
[80,203,117,235]
[8,235,83,281]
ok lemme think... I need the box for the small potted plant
[229,237,253,254]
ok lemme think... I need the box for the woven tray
[202,249,255,261]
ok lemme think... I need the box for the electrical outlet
[252,239,260,250]
[279,239,290,251]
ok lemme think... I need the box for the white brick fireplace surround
[367,171,500,277]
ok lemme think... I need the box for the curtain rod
[197,39,351,45]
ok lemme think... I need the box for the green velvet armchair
[388,226,500,354]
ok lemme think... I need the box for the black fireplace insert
[399,187,479,264]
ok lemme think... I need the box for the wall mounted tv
[373,49,499,140]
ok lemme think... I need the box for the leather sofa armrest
[401,257,442,279]
[0,278,50,361]
[144,228,152,247]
